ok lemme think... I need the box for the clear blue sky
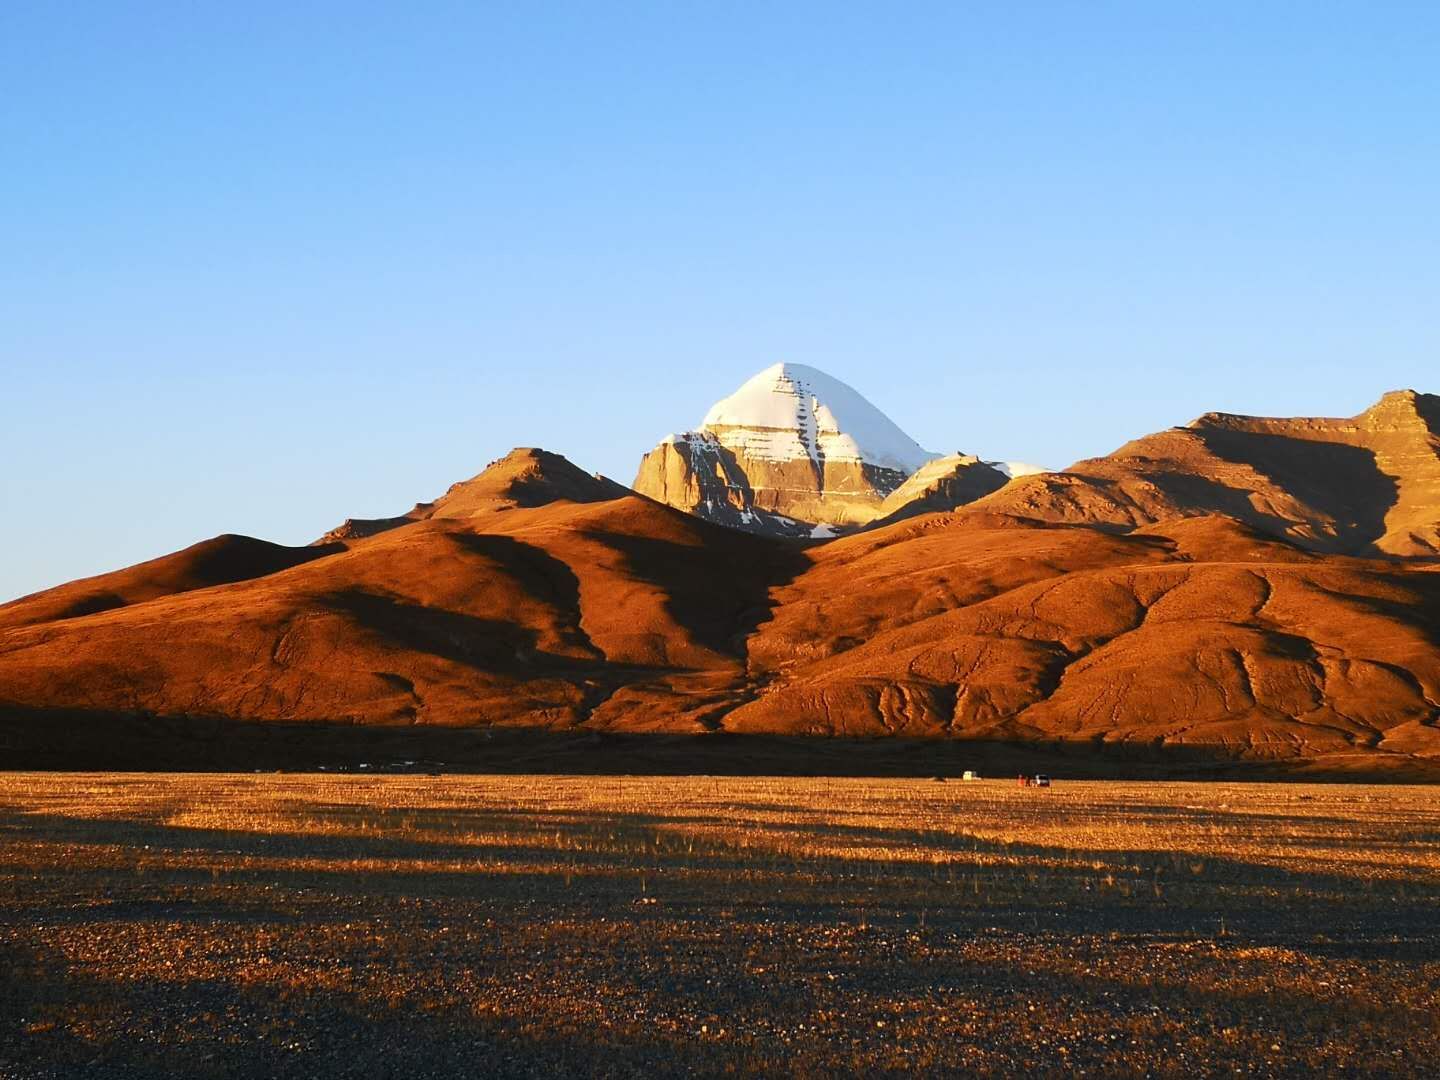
[3,2,1438,601]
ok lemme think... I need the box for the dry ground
[1,774,1437,1078]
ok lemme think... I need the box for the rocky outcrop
[633,429,914,535]
[870,454,1010,527]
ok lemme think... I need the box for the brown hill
[0,464,804,736]
[970,390,1440,556]
[0,535,342,631]
[733,513,1440,762]
[319,447,631,541]
[4,407,1440,776]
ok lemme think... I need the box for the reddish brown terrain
[972,389,1440,556]
[3,395,1439,776]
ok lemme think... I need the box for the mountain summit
[319,448,630,542]
[634,363,1006,535]
[700,362,936,474]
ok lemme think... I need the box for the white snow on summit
[988,461,1048,479]
[700,362,937,473]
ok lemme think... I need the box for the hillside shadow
[448,533,602,659]
[52,590,128,619]
[319,589,550,671]
[1139,470,1309,542]
[310,591,675,727]
[1333,571,1440,649]
[1411,391,1440,432]
[1194,429,1398,554]
[580,529,809,659]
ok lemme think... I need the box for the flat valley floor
[1,775,1437,1078]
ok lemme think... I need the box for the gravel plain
[1,773,1437,1078]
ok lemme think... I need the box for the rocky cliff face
[634,363,1002,535]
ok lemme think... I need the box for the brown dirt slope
[0,459,805,736]
[733,511,1440,770]
[319,447,631,541]
[0,535,342,631]
[971,390,1440,556]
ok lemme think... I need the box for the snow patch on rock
[988,461,1048,479]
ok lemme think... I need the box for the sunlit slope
[971,391,1440,556]
[733,512,1440,763]
[0,535,342,630]
[0,488,802,732]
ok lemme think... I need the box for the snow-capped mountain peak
[699,362,937,474]
[634,361,1025,538]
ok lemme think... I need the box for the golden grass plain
[2,774,1438,1077]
